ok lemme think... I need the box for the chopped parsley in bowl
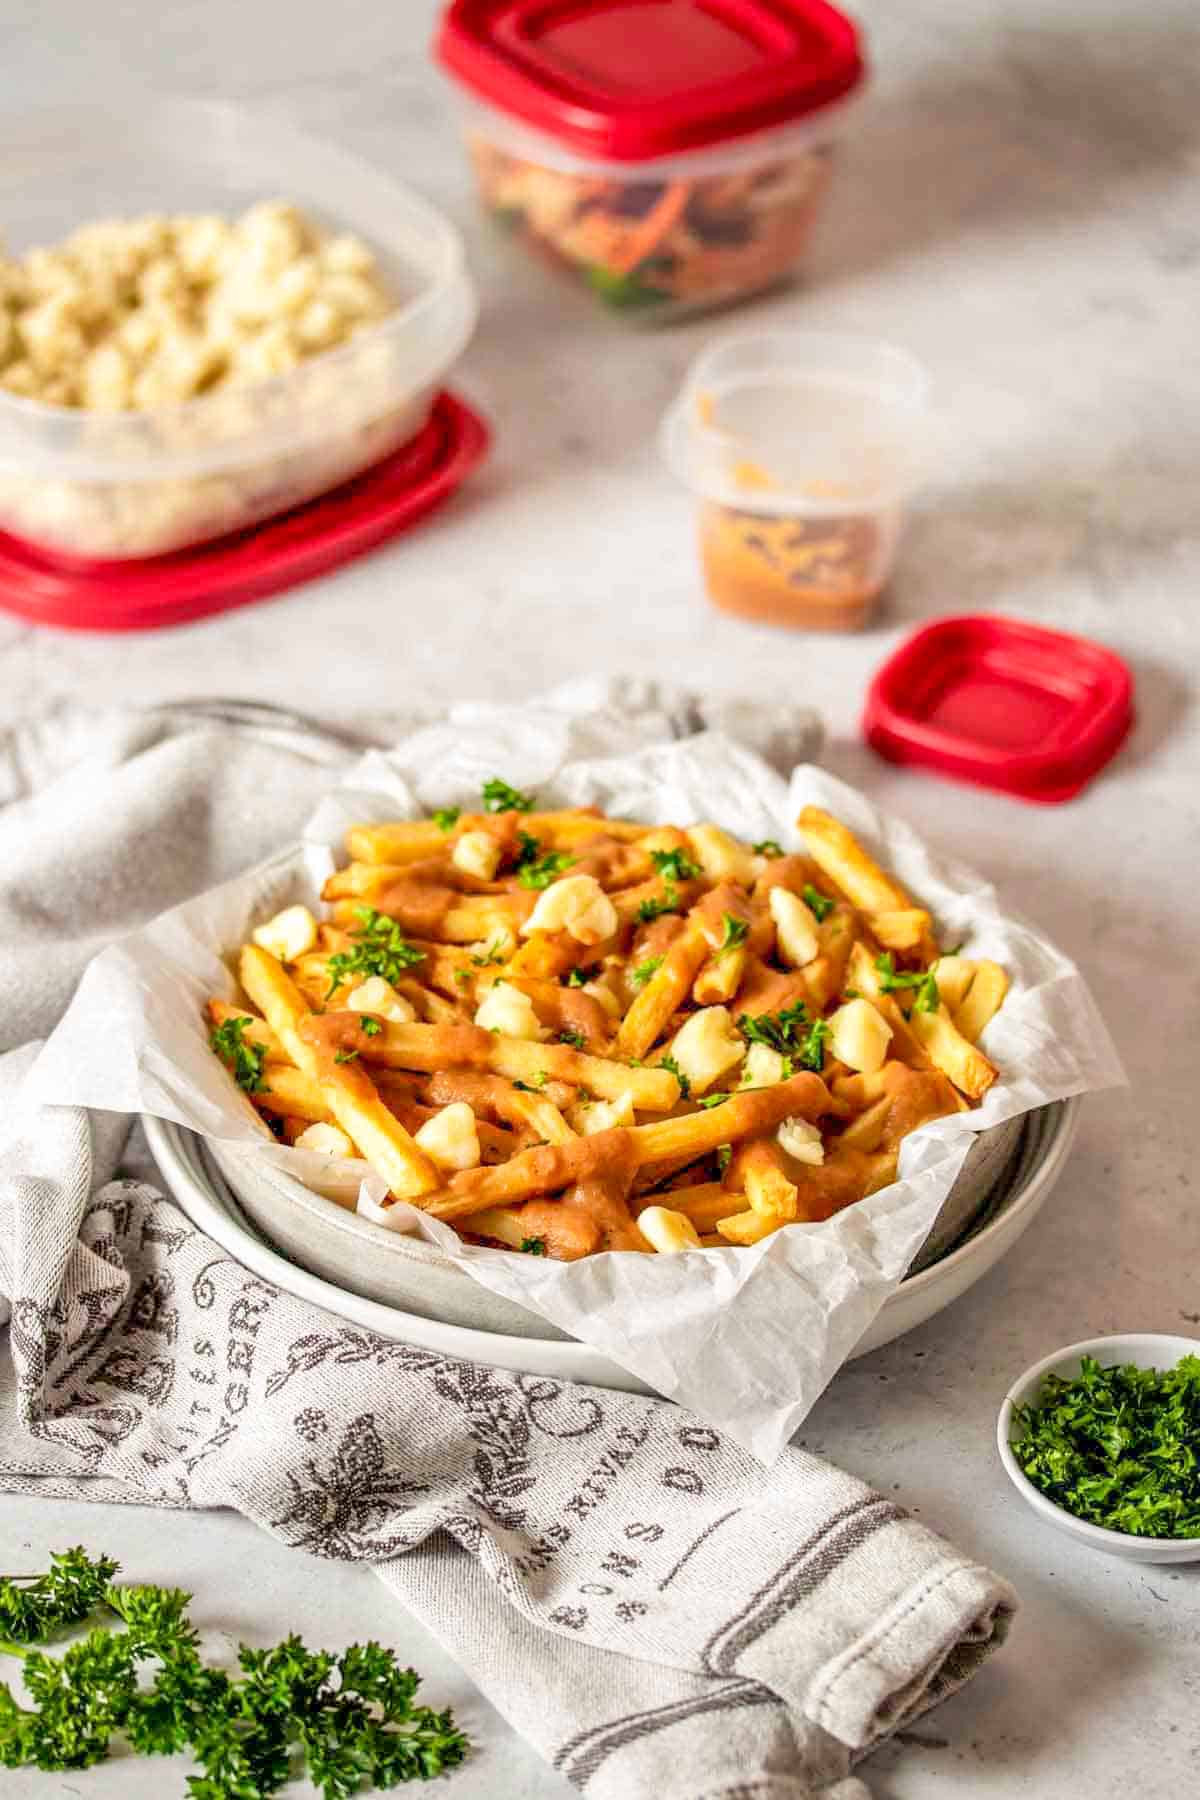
[997,1334,1200,1563]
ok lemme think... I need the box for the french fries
[208,788,1011,1259]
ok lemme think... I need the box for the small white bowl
[997,1333,1200,1564]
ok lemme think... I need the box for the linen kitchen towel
[0,693,1014,1799]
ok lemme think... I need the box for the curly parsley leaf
[565,964,601,988]
[360,1018,383,1038]
[481,777,534,814]
[514,831,575,891]
[432,807,460,832]
[0,1548,118,1648]
[649,848,701,884]
[209,1017,268,1095]
[801,884,834,923]
[558,1027,586,1050]
[658,1054,690,1100]
[1012,1355,1200,1539]
[715,1145,732,1176]
[520,1237,547,1256]
[470,938,508,968]
[739,1000,829,1072]
[715,912,749,960]
[637,883,679,924]
[0,1551,469,1786]
[629,955,663,991]
[325,906,425,999]
[754,840,783,858]
[873,953,940,1013]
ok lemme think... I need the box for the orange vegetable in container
[435,0,866,322]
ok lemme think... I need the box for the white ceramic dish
[200,1110,1024,1343]
[145,1097,1078,1394]
[997,1332,1200,1564]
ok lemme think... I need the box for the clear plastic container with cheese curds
[0,101,478,561]
[436,0,866,322]
[661,332,930,631]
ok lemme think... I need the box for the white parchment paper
[28,718,1124,1462]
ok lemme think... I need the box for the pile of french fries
[208,789,1010,1261]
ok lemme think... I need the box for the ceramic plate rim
[144,1097,1080,1391]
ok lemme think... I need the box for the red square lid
[436,0,865,162]
[863,615,1135,804]
[0,391,489,633]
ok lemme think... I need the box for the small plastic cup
[662,331,930,631]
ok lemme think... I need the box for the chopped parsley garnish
[470,938,508,967]
[715,1144,732,1176]
[649,848,702,884]
[1011,1355,1200,1539]
[334,1047,360,1065]
[453,968,472,988]
[738,1000,829,1072]
[658,1054,690,1100]
[359,1017,383,1037]
[324,905,424,999]
[0,1547,468,1784]
[874,953,940,1013]
[565,963,601,988]
[514,831,575,890]
[716,912,749,959]
[637,886,679,924]
[754,839,783,858]
[698,1091,731,1110]
[513,1072,549,1093]
[210,1016,267,1094]
[630,955,664,991]
[520,1237,548,1256]
[802,883,834,923]
[433,806,460,832]
[482,777,534,813]
[558,1027,587,1049]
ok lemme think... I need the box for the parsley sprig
[432,806,460,833]
[658,1054,690,1100]
[520,1236,547,1256]
[481,777,534,814]
[210,1017,267,1094]
[715,913,749,960]
[325,907,425,1000]
[802,884,834,923]
[754,840,783,859]
[649,848,701,884]
[0,1549,468,1789]
[874,953,940,1014]
[513,831,575,891]
[738,1000,830,1072]
[1012,1355,1200,1539]
[629,955,663,991]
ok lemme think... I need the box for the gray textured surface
[2,0,1199,1794]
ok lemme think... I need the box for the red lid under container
[863,615,1135,803]
[0,390,489,633]
[436,0,865,162]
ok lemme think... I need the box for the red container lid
[0,391,489,633]
[863,615,1135,804]
[436,0,865,162]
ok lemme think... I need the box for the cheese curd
[0,203,394,410]
[668,1004,746,1095]
[474,980,546,1041]
[522,874,619,946]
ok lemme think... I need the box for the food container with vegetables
[435,0,865,320]
[0,101,477,560]
[662,330,930,630]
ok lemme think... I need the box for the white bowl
[145,1099,1079,1391]
[997,1333,1200,1564]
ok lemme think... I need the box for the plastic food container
[662,331,929,630]
[864,616,1136,801]
[0,101,478,560]
[435,0,865,320]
